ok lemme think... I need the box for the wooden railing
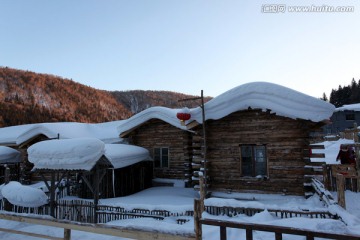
[0,212,195,240]
[199,218,360,240]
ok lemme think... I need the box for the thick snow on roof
[0,146,21,164]
[117,106,188,135]
[105,144,151,169]
[118,82,335,135]
[0,120,125,146]
[1,181,48,207]
[335,103,360,112]
[28,138,106,171]
[191,82,335,123]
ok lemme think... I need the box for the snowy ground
[0,186,360,239]
[0,138,360,239]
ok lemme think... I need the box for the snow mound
[335,103,360,112]
[0,120,125,146]
[191,82,335,123]
[28,138,106,171]
[1,181,48,207]
[117,106,188,135]
[0,146,21,164]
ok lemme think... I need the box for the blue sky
[1,0,359,98]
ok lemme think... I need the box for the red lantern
[177,108,191,125]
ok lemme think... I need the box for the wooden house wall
[205,109,316,195]
[127,119,192,180]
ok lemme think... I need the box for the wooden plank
[310,153,325,158]
[0,227,63,240]
[309,145,325,149]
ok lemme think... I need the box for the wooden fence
[199,218,360,240]
[205,205,335,219]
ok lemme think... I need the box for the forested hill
[0,67,211,127]
[111,90,212,114]
[330,78,360,107]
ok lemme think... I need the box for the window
[346,113,355,121]
[154,147,169,168]
[240,145,267,177]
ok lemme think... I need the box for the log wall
[127,119,192,180]
[205,109,316,195]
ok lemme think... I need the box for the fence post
[194,199,202,240]
[64,228,71,240]
[336,174,346,209]
[220,226,226,240]
[199,175,205,211]
[322,164,329,190]
[355,143,360,192]
[4,165,12,211]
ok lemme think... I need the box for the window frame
[153,147,169,168]
[345,113,355,121]
[239,144,268,178]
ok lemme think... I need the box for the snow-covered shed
[118,82,335,195]
[28,138,152,200]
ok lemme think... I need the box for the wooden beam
[0,213,195,240]
[0,227,63,240]
[81,174,94,194]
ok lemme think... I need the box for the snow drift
[1,181,48,207]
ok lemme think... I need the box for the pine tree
[321,92,328,101]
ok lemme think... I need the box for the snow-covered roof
[118,82,335,135]
[0,120,126,146]
[28,138,107,171]
[190,82,335,123]
[117,106,188,136]
[0,146,21,164]
[27,138,150,171]
[334,103,360,112]
[105,144,151,169]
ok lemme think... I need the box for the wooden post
[50,172,56,217]
[199,175,205,212]
[336,174,346,209]
[322,164,329,190]
[220,226,227,240]
[355,142,360,192]
[194,199,202,240]
[200,90,208,197]
[353,123,358,142]
[94,166,100,224]
[64,228,71,240]
[4,165,12,211]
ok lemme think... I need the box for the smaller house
[324,103,360,135]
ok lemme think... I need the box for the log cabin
[118,82,335,196]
